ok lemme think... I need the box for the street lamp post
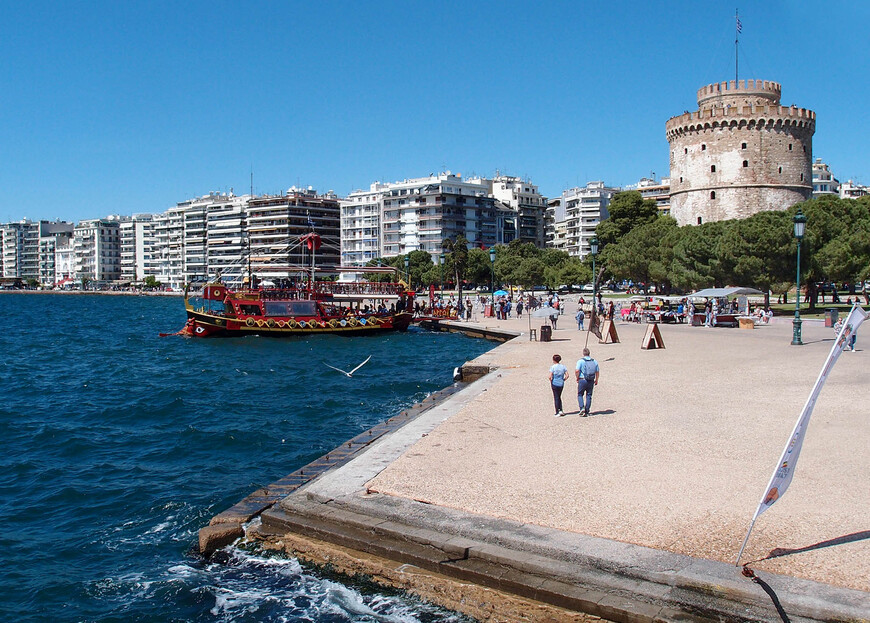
[489,247,496,294]
[439,253,445,298]
[404,255,410,288]
[791,210,807,346]
[590,236,599,312]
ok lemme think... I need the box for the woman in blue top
[548,354,569,417]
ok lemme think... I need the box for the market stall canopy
[688,287,765,298]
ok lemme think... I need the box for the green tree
[601,216,679,292]
[669,221,728,291]
[143,275,161,288]
[442,235,470,291]
[513,257,546,289]
[716,211,792,307]
[595,191,659,247]
[464,248,492,288]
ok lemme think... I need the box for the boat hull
[184,309,413,337]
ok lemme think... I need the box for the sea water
[0,293,493,622]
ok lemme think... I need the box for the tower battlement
[697,79,781,108]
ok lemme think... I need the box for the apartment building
[74,218,121,284]
[628,177,671,214]
[245,187,340,282]
[812,158,839,197]
[1,220,39,280]
[485,174,547,247]
[550,182,617,258]
[119,214,156,282]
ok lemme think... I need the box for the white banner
[736,303,867,564]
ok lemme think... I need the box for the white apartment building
[812,158,839,197]
[341,186,383,266]
[1,219,75,285]
[626,177,671,214]
[119,214,156,282]
[74,218,121,284]
[1,220,39,280]
[839,180,868,200]
[485,174,547,247]
[342,172,513,265]
[38,221,75,285]
[551,182,617,258]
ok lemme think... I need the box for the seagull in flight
[324,355,372,377]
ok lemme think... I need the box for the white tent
[687,287,764,298]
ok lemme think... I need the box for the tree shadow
[756,530,870,562]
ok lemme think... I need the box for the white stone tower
[666,79,815,226]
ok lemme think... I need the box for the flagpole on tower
[735,9,742,84]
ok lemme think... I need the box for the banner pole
[735,516,757,566]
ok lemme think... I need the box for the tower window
[789,143,793,151]
[679,177,683,182]
[710,191,716,199]
[711,165,716,172]
[684,148,688,154]
[702,144,706,151]
[743,160,749,167]
[803,145,807,152]
[779,166,782,174]
[742,142,747,149]
[697,217,703,225]
[800,173,804,181]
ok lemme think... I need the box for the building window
[684,148,688,154]
[779,166,782,174]
[701,144,706,151]
[697,217,703,225]
[742,142,747,149]
[800,173,804,181]
[710,191,716,199]
[743,160,749,167]
[711,165,716,172]
[679,177,683,182]
[789,143,793,151]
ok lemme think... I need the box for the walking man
[575,348,599,416]
[549,354,569,417]
[575,307,585,331]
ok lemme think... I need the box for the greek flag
[736,16,742,33]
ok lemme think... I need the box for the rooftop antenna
[735,8,742,83]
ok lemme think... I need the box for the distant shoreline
[0,289,184,297]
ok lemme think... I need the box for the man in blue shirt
[575,348,600,417]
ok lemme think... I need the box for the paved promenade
[374,301,869,588]
[261,298,869,621]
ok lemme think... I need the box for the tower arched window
[789,143,793,151]
[779,166,782,174]
[743,160,749,167]
[697,217,703,225]
[710,191,716,199]
[800,173,804,181]
[702,144,706,151]
[742,142,747,149]
[711,165,716,172]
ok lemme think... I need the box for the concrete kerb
[253,333,870,623]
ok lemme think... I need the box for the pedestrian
[549,308,558,330]
[517,299,524,318]
[575,307,585,331]
[575,348,599,417]
[549,354,569,417]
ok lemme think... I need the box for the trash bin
[825,309,838,328]
[540,325,552,342]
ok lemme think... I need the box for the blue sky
[1,1,867,223]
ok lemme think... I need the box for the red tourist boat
[174,233,415,338]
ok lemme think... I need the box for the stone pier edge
[197,321,518,556]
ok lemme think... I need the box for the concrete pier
[214,301,870,621]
